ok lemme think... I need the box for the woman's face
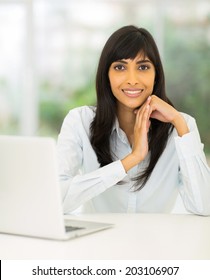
[108,52,156,112]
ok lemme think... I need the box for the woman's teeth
[123,89,143,95]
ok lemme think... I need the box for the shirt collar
[112,117,120,133]
[112,117,128,144]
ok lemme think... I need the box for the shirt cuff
[99,160,127,188]
[174,130,203,160]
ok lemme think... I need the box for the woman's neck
[117,106,136,145]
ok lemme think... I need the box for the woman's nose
[126,70,139,86]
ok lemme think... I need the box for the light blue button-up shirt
[57,106,210,215]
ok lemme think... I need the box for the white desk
[0,213,210,260]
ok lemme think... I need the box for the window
[0,0,210,154]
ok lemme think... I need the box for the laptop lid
[0,136,112,240]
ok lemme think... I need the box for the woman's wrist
[121,153,143,172]
[172,113,189,137]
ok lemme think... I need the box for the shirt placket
[114,123,138,213]
[127,165,138,213]
[118,129,138,213]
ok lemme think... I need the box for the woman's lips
[122,89,144,97]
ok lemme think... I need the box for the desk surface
[1,213,210,260]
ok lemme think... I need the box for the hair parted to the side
[90,25,174,190]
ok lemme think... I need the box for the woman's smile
[122,88,144,97]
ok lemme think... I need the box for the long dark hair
[90,25,174,190]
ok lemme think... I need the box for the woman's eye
[139,64,150,70]
[114,64,125,71]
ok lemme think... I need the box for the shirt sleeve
[57,108,127,213]
[174,115,210,216]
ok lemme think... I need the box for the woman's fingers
[148,95,177,123]
[135,101,150,130]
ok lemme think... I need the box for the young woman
[57,25,210,215]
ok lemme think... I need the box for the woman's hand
[148,95,189,136]
[121,95,190,172]
[132,96,151,160]
[121,97,151,172]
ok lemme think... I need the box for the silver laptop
[0,135,113,240]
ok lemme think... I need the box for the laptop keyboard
[65,226,85,232]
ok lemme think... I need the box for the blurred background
[0,0,210,158]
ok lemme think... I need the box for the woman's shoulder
[66,105,96,120]
[63,106,96,129]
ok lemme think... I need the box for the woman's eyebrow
[114,60,128,64]
[114,59,152,64]
[136,59,152,64]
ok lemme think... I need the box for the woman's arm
[57,108,127,213]
[147,95,210,215]
[121,95,210,215]
[174,115,210,215]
